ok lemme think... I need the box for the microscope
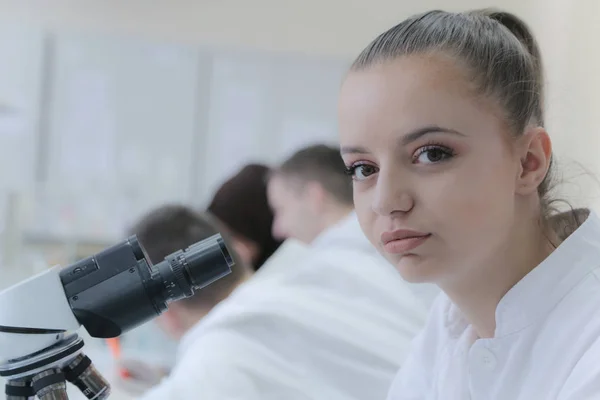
[0,233,234,399]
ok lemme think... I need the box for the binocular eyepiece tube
[60,233,234,338]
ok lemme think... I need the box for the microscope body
[0,234,233,399]
[0,267,80,363]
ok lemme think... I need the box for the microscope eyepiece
[156,234,234,303]
[59,234,234,338]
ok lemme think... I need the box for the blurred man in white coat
[264,144,435,396]
[268,144,439,309]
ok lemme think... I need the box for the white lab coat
[250,238,309,283]
[140,213,429,400]
[388,210,600,400]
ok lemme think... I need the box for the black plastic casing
[59,234,233,338]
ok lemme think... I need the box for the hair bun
[475,9,540,61]
[472,8,544,125]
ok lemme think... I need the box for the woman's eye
[413,146,454,164]
[345,164,378,181]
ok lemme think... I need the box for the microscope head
[0,234,234,399]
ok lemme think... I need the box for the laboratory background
[0,0,598,399]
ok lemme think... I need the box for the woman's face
[338,55,523,284]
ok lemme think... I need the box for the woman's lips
[381,230,431,254]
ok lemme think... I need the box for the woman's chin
[391,254,441,284]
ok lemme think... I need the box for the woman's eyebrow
[400,126,465,146]
[340,126,464,156]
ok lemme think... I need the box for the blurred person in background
[116,205,251,397]
[207,164,284,271]
[268,144,439,308]
[268,145,354,244]
[207,163,308,282]
[263,144,433,399]
[113,163,301,399]
[112,164,285,392]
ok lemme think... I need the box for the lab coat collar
[446,210,600,338]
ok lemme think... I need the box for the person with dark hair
[338,8,600,399]
[208,164,283,271]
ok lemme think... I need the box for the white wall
[526,0,600,209]
[0,0,525,55]
[0,25,351,246]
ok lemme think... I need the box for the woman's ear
[515,127,552,195]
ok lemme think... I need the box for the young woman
[338,8,600,400]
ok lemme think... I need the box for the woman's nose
[371,170,414,216]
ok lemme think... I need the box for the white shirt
[388,210,600,400]
[141,213,429,400]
